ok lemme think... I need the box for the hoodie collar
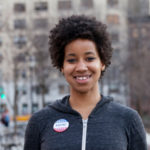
[48,95,113,117]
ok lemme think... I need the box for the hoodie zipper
[82,119,88,150]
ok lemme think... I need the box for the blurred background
[0,0,150,149]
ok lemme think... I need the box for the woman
[24,15,147,150]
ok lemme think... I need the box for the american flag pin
[53,119,69,132]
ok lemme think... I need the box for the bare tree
[33,34,50,107]
[128,17,150,122]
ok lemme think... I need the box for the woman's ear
[102,64,105,71]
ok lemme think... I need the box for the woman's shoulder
[27,107,48,126]
[107,99,140,121]
[30,103,56,121]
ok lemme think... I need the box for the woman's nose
[75,61,87,72]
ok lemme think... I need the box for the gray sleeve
[24,115,40,150]
[128,111,147,150]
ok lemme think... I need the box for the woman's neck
[69,88,101,119]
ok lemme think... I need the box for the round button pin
[53,119,69,132]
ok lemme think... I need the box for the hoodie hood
[48,95,113,117]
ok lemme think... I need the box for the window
[106,14,120,25]
[141,27,147,37]
[107,0,118,7]
[109,83,120,93]
[0,104,6,113]
[149,0,150,15]
[22,89,27,95]
[15,53,26,62]
[81,0,93,8]
[31,85,40,94]
[34,2,48,11]
[33,34,48,49]
[132,28,139,38]
[33,18,48,29]
[112,48,120,59]
[32,85,48,95]
[14,3,26,13]
[110,32,119,43]
[0,4,2,16]
[0,37,2,46]
[14,19,26,29]
[14,35,27,48]
[58,0,72,10]
[0,53,3,63]
[22,71,27,79]
[29,55,36,62]
[0,21,3,30]
[22,103,28,115]
[32,103,38,113]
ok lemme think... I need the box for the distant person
[1,108,10,127]
[24,15,147,150]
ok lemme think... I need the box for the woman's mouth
[74,75,91,83]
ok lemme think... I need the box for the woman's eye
[67,59,76,63]
[86,57,95,61]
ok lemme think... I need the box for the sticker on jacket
[53,119,69,132]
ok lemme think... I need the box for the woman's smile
[73,74,92,84]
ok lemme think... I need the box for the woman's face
[62,39,105,94]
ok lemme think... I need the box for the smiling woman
[24,15,147,150]
[62,39,105,97]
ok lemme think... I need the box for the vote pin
[53,119,69,132]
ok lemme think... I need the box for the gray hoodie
[24,95,147,150]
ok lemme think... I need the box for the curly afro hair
[49,15,113,75]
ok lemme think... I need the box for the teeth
[76,76,88,80]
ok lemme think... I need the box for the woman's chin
[71,87,94,94]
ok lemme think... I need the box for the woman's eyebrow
[85,51,96,55]
[66,53,76,57]
[66,51,96,57]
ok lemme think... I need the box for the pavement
[147,133,150,150]
[0,122,25,150]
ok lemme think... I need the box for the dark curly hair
[49,15,113,75]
